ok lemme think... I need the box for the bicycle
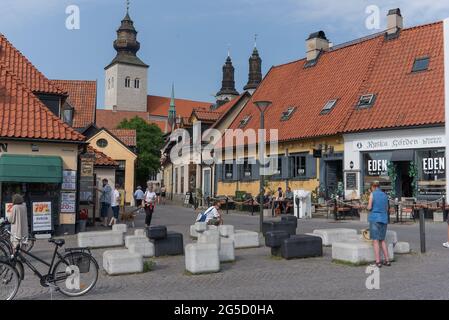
[0,221,99,300]
[0,219,35,256]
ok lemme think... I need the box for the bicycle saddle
[48,239,65,247]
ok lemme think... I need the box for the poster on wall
[62,170,77,190]
[32,202,52,232]
[60,192,76,213]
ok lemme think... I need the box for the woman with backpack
[196,201,222,226]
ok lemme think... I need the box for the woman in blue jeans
[367,181,391,268]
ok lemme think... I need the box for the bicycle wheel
[0,261,20,300]
[0,239,12,258]
[52,252,99,297]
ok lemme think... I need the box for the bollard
[251,199,254,216]
[419,208,426,253]
[225,197,229,215]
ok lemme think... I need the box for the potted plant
[359,190,371,223]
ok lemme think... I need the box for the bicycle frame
[13,243,70,284]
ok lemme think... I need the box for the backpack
[196,207,214,222]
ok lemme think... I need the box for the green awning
[0,154,63,183]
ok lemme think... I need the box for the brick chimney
[306,31,330,62]
[386,8,403,37]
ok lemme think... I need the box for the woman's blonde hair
[12,194,24,205]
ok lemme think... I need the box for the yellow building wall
[216,135,344,197]
[88,131,137,205]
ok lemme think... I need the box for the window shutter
[306,155,317,179]
[281,156,289,179]
[232,162,239,181]
[216,164,223,181]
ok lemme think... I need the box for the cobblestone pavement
[12,204,449,300]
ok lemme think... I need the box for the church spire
[244,34,262,92]
[105,0,148,69]
[216,50,239,103]
[168,83,177,131]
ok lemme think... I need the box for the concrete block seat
[198,230,220,249]
[385,230,398,245]
[265,231,290,248]
[190,222,208,239]
[312,228,358,246]
[230,230,260,249]
[147,225,168,240]
[134,229,146,237]
[280,215,298,228]
[218,225,235,237]
[152,231,184,257]
[125,235,148,249]
[112,224,127,233]
[103,250,143,275]
[78,231,124,248]
[128,241,155,258]
[219,238,235,262]
[394,242,410,254]
[332,240,394,264]
[262,221,296,236]
[280,235,323,260]
[185,243,220,274]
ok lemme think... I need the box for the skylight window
[357,94,376,109]
[320,99,338,114]
[280,107,296,121]
[412,57,430,72]
[238,115,251,128]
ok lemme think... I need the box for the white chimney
[306,31,330,62]
[112,105,118,112]
[386,8,403,36]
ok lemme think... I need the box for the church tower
[243,38,262,94]
[216,52,239,104]
[104,1,149,112]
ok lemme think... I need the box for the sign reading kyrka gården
[354,135,445,151]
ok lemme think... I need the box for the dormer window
[134,78,140,89]
[412,57,430,72]
[238,115,251,128]
[321,99,337,114]
[280,106,296,121]
[357,94,376,109]
[125,77,131,88]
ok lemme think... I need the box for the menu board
[61,192,76,213]
[62,170,77,190]
[346,173,358,190]
[32,202,52,232]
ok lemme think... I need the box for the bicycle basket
[68,252,91,273]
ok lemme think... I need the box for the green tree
[118,117,164,187]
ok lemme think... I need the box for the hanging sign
[32,202,52,232]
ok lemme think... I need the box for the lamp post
[254,100,272,233]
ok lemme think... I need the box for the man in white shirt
[109,184,121,226]
[205,201,222,226]
[143,182,157,227]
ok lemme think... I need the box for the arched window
[125,77,131,88]
[111,77,114,89]
[134,78,140,89]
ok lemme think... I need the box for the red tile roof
[227,22,444,143]
[192,109,222,122]
[0,62,85,142]
[0,33,66,95]
[51,80,97,128]
[110,129,137,147]
[87,146,118,167]
[96,110,149,129]
[147,95,212,117]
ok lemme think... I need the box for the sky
[2,0,449,107]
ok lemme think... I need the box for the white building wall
[344,127,446,199]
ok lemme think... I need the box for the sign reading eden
[367,159,388,176]
[422,157,445,175]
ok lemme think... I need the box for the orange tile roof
[110,129,137,147]
[0,62,85,142]
[147,95,212,117]
[0,33,66,95]
[96,110,150,129]
[227,22,444,143]
[87,146,118,167]
[51,80,97,128]
[192,109,222,122]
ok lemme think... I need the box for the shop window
[224,163,233,180]
[412,57,430,73]
[96,139,108,148]
[290,154,307,178]
[321,99,338,115]
[417,149,446,197]
[280,107,296,121]
[357,94,376,109]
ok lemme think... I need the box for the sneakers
[443,242,449,248]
